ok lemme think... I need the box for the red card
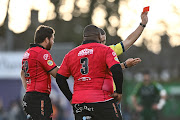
[143,6,149,13]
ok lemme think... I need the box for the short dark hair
[143,70,150,75]
[34,25,55,44]
[99,28,106,35]
[83,24,101,40]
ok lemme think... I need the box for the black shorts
[22,92,53,120]
[72,99,122,120]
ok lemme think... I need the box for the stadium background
[0,0,180,120]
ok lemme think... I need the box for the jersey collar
[82,40,99,44]
[30,44,45,49]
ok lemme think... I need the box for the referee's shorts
[72,99,122,120]
[22,92,53,120]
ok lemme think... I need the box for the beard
[46,42,52,50]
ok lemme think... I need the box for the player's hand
[141,12,148,25]
[70,99,72,104]
[126,58,142,68]
[110,93,122,104]
[135,105,143,112]
[152,104,158,110]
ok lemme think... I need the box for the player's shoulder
[135,82,143,89]
[36,48,50,57]
[23,46,47,58]
[22,49,31,60]
[68,45,80,54]
[29,45,48,53]
[152,82,163,90]
[101,44,111,48]
[132,82,143,95]
[39,48,50,53]
[63,46,80,58]
[152,81,159,86]
[30,48,51,62]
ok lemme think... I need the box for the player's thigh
[40,95,53,120]
[94,100,122,120]
[23,93,53,120]
[23,93,37,115]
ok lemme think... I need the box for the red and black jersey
[22,44,57,94]
[57,40,120,104]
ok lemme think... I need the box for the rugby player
[131,70,167,120]
[56,25,123,120]
[21,25,59,120]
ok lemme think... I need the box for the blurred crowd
[0,97,74,120]
[0,98,26,120]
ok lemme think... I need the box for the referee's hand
[126,58,142,68]
[110,93,122,104]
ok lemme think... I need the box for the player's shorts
[22,92,53,120]
[72,99,122,120]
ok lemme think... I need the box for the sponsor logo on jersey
[43,54,49,60]
[78,48,93,56]
[23,52,30,59]
[114,56,119,62]
[112,52,116,56]
[26,79,31,84]
[78,77,91,81]
[74,104,94,113]
[47,60,53,66]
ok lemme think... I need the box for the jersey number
[80,58,89,75]
[23,61,30,77]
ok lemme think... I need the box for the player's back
[22,45,55,94]
[65,41,118,103]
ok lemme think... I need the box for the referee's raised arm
[122,12,148,51]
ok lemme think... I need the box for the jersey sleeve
[57,54,71,78]
[109,42,125,56]
[106,47,120,69]
[38,50,57,72]
[154,82,164,92]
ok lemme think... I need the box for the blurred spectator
[131,70,167,120]
[0,99,6,120]
[7,100,26,120]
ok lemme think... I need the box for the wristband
[140,23,146,27]
[157,99,166,110]
[123,62,128,68]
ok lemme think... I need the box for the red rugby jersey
[22,44,57,94]
[57,40,120,104]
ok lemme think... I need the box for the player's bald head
[83,24,101,41]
